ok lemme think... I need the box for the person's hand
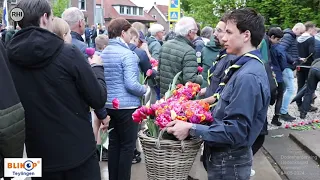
[89,54,102,65]
[198,74,203,79]
[100,115,110,131]
[199,88,206,96]
[299,57,306,63]
[166,120,193,140]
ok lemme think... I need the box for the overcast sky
[131,0,169,10]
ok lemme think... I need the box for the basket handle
[155,128,186,152]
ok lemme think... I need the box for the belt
[207,145,248,153]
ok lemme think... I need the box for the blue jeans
[206,147,252,180]
[280,68,295,114]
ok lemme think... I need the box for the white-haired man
[158,17,203,96]
[147,23,164,60]
[62,7,87,56]
[278,22,306,121]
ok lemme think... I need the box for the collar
[71,31,84,42]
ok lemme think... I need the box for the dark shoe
[300,112,307,119]
[280,113,295,121]
[310,106,318,112]
[132,156,141,164]
[271,116,282,126]
[188,176,199,180]
[134,149,141,157]
[299,106,318,112]
[271,120,282,126]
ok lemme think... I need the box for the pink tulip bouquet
[132,72,213,138]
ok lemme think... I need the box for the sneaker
[299,106,318,112]
[310,106,318,112]
[300,112,307,119]
[132,156,141,164]
[271,116,283,126]
[250,169,256,177]
[280,113,295,121]
[134,149,141,157]
[271,120,282,126]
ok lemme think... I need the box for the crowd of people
[0,0,319,180]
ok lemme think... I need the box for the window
[133,7,137,15]
[11,0,17,4]
[120,6,124,14]
[79,0,86,10]
[127,7,131,15]
[139,8,143,15]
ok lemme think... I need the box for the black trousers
[32,153,101,180]
[252,135,265,155]
[302,69,320,113]
[274,82,285,115]
[107,109,138,180]
[296,68,310,106]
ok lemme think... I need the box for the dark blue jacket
[279,29,299,70]
[84,27,91,40]
[270,44,286,82]
[71,31,87,58]
[314,38,320,60]
[128,43,157,79]
[194,50,270,148]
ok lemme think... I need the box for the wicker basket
[138,130,202,180]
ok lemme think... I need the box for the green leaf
[170,71,182,92]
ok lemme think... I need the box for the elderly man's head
[148,24,165,40]
[201,26,213,40]
[62,7,85,35]
[174,17,198,41]
[292,23,306,37]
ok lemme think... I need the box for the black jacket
[0,39,25,178]
[279,29,299,70]
[6,27,107,171]
[297,33,315,66]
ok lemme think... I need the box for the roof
[107,0,138,7]
[103,0,156,22]
[147,4,168,21]
[156,5,168,16]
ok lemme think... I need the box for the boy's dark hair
[225,8,265,47]
[267,27,283,38]
[108,18,131,39]
[305,21,316,31]
[16,0,52,29]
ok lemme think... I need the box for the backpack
[265,62,278,105]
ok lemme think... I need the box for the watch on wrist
[189,124,197,137]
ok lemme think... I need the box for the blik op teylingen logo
[4,158,42,177]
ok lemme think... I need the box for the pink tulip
[285,124,291,129]
[197,66,203,73]
[112,98,120,109]
[146,69,153,77]
[85,48,95,57]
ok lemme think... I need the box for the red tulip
[146,69,153,77]
[197,66,203,73]
[112,98,120,109]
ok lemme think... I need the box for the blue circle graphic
[24,160,34,171]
